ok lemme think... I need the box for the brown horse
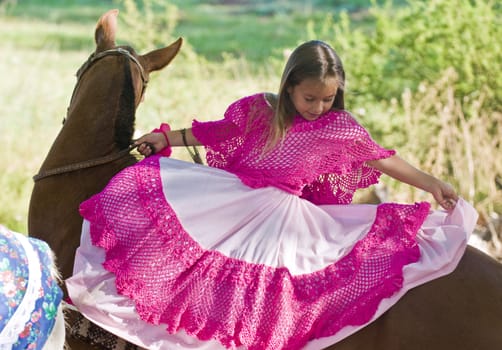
[28,9,502,350]
[28,9,181,349]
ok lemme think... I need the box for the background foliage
[0,0,500,256]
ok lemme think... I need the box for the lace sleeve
[301,120,395,205]
[300,167,384,205]
[191,95,258,168]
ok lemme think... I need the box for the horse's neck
[40,66,135,170]
[40,107,122,170]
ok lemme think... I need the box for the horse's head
[90,9,182,106]
[43,8,182,166]
[60,9,183,151]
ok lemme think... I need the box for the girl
[67,40,477,349]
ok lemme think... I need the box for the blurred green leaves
[309,0,501,114]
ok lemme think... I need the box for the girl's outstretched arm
[367,155,458,210]
[135,128,201,156]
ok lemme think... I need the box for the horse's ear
[141,38,183,73]
[95,9,118,52]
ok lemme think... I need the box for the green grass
[2,0,385,60]
[3,0,114,22]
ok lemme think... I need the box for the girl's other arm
[367,155,458,210]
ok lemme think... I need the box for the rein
[33,144,138,182]
[33,48,147,182]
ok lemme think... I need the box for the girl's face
[287,77,338,121]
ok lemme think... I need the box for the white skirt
[67,157,477,349]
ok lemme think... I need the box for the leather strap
[180,129,203,164]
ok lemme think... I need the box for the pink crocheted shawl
[192,93,395,204]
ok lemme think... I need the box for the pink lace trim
[80,156,430,350]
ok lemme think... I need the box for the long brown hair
[266,40,345,149]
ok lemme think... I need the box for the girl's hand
[134,132,167,157]
[430,180,459,210]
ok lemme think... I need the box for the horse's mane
[114,54,136,149]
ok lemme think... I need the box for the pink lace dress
[66,93,477,350]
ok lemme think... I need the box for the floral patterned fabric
[0,225,63,350]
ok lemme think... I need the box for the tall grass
[0,47,84,232]
[393,69,502,255]
[396,69,501,207]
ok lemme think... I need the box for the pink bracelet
[151,122,172,157]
